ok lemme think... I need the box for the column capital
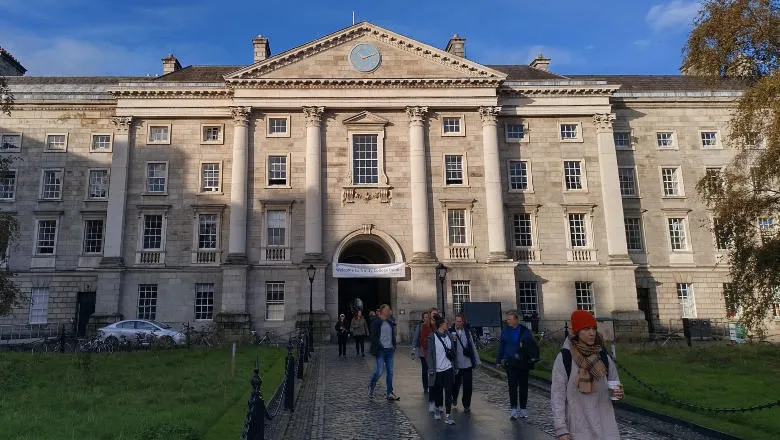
[230,106,252,126]
[593,113,616,132]
[303,106,325,127]
[111,116,133,132]
[405,106,429,124]
[478,106,502,125]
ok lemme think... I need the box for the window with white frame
[35,219,57,255]
[676,283,697,318]
[201,125,223,143]
[568,213,588,248]
[508,160,529,191]
[661,167,683,196]
[146,162,167,193]
[266,210,287,247]
[267,117,290,137]
[667,218,688,251]
[442,117,463,136]
[563,161,583,190]
[201,163,221,192]
[451,280,471,314]
[0,133,21,152]
[91,134,112,152]
[83,219,105,254]
[266,281,285,320]
[29,287,49,324]
[517,281,539,315]
[505,123,526,142]
[444,155,464,185]
[613,131,631,149]
[513,213,533,247]
[575,281,595,313]
[45,134,67,151]
[560,123,580,141]
[352,134,378,184]
[656,131,675,148]
[147,125,170,144]
[137,284,158,320]
[198,214,218,250]
[624,217,644,251]
[700,131,719,148]
[447,209,467,245]
[195,283,215,320]
[87,170,109,199]
[0,170,16,200]
[618,167,637,197]
[267,155,288,186]
[142,215,164,250]
[40,169,63,200]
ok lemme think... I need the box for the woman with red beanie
[550,310,623,440]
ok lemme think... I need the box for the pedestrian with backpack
[449,313,480,412]
[427,314,457,425]
[496,310,540,420]
[551,310,623,440]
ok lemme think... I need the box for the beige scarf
[569,333,608,394]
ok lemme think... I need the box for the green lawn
[0,346,286,440]
[481,342,780,440]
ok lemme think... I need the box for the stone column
[479,106,509,260]
[406,106,433,261]
[101,116,132,266]
[226,106,251,263]
[593,113,629,259]
[303,106,325,260]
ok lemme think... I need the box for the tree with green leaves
[683,0,780,339]
[0,75,21,316]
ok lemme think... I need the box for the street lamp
[306,264,316,352]
[436,262,448,318]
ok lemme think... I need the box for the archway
[337,238,393,319]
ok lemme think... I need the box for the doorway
[337,238,393,318]
[636,287,655,334]
[76,292,96,337]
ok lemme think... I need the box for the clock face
[349,43,381,73]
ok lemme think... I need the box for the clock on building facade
[349,42,381,72]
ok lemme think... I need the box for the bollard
[296,339,304,379]
[239,356,265,440]
[286,342,296,411]
[303,332,309,363]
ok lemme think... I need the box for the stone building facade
[1,22,770,341]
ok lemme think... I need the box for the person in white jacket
[550,310,624,440]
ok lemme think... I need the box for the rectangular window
[88,170,109,199]
[137,284,158,320]
[443,117,462,135]
[146,163,167,193]
[201,163,220,192]
[513,213,533,247]
[560,124,578,140]
[575,281,595,313]
[195,283,215,320]
[563,161,583,190]
[677,283,697,318]
[618,167,637,196]
[508,160,528,191]
[613,131,631,148]
[668,218,688,251]
[202,126,222,142]
[83,219,105,254]
[759,217,775,243]
[29,287,49,324]
[198,214,217,250]
[661,167,681,196]
[517,281,539,315]
[447,209,467,245]
[40,170,63,199]
[36,220,57,254]
[91,134,112,151]
[0,134,21,152]
[568,213,588,248]
[142,215,163,250]
[657,132,675,148]
[268,118,288,135]
[46,134,67,151]
[506,124,525,141]
[148,126,170,143]
[352,134,378,184]
[701,131,718,147]
[444,155,464,185]
[624,217,643,251]
[0,170,16,200]
[268,155,288,186]
[266,281,285,321]
[451,280,471,314]
[266,210,287,247]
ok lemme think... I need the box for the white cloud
[634,39,652,48]
[646,1,700,31]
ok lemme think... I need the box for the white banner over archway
[333,262,406,278]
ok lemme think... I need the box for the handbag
[456,330,474,359]
[435,332,456,362]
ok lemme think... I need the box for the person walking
[368,304,400,401]
[427,314,457,425]
[335,314,349,358]
[449,313,480,413]
[350,310,369,357]
[551,310,623,440]
[410,311,431,393]
[424,307,439,410]
[496,310,540,420]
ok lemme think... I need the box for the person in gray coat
[410,311,431,392]
[449,313,481,412]
[427,314,457,425]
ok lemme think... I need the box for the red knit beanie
[571,310,597,334]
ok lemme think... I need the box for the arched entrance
[337,236,394,318]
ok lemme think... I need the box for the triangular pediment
[225,22,506,86]
[342,111,390,126]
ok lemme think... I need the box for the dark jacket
[335,319,348,339]
[369,317,396,356]
[496,323,539,368]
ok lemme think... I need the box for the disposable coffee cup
[607,381,621,401]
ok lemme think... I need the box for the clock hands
[360,52,378,60]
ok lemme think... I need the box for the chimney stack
[253,35,271,63]
[530,53,551,71]
[445,34,466,58]
[161,54,181,75]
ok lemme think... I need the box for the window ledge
[199,191,224,196]
[89,149,113,153]
[265,184,292,189]
[37,199,63,202]
[661,196,687,200]
[621,195,641,199]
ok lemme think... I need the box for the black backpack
[560,347,609,378]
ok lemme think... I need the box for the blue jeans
[369,348,394,395]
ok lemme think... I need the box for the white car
[98,319,185,346]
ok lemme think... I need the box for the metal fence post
[302,331,309,363]
[239,356,265,440]
[286,342,296,410]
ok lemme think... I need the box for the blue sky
[0,0,703,76]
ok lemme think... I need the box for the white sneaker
[510,408,518,421]
[519,409,528,418]
[445,414,455,425]
[434,411,441,420]
[428,401,436,413]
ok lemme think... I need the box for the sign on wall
[333,263,406,278]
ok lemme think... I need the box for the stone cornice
[226,78,502,88]
[499,85,620,96]
[108,88,233,99]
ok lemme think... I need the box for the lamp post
[306,264,316,352]
[436,263,448,318]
